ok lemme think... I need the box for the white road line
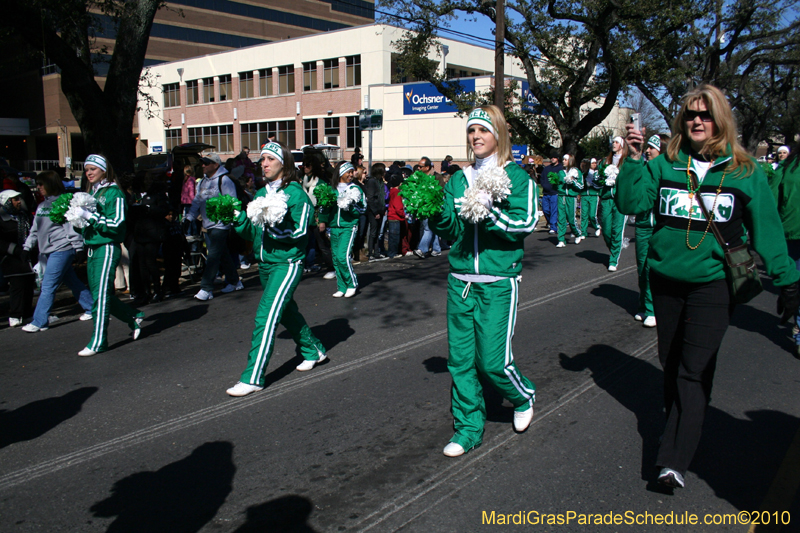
[0,266,636,492]
[354,338,659,532]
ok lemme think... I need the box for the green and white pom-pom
[337,186,362,210]
[65,192,97,228]
[247,191,289,227]
[48,193,74,224]
[603,164,619,186]
[565,168,579,185]
[206,194,242,224]
[760,162,776,180]
[474,166,511,202]
[314,182,337,208]
[457,187,490,223]
[398,171,444,219]
[548,172,560,185]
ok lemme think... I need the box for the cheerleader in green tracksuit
[226,142,327,397]
[73,155,144,357]
[600,136,629,271]
[556,154,584,247]
[322,162,365,298]
[580,158,602,237]
[429,106,537,457]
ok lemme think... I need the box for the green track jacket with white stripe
[80,184,127,246]
[233,181,310,263]
[319,183,366,229]
[557,169,584,197]
[429,162,537,278]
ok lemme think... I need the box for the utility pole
[494,0,505,109]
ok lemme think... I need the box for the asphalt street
[1,222,799,532]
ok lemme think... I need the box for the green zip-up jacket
[80,183,127,246]
[319,183,366,229]
[615,145,799,286]
[775,159,800,240]
[233,181,310,263]
[557,169,584,197]
[429,162,537,278]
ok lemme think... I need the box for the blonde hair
[605,139,629,167]
[562,154,576,170]
[667,84,754,177]
[466,105,513,165]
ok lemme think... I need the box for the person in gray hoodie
[21,171,94,332]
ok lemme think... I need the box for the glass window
[278,65,294,94]
[346,116,361,149]
[345,55,361,87]
[203,77,215,103]
[241,121,296,151]
[186,80,199,105]
[187,124,233,152]
[239,71,254,99]
[163,83,180,108]
[324,117,340,135]
[259,68,273,96]
[303,62,317,92]
[219,74,232,101]
[165,128,182,151]
[304,118,318,146]
[323,59,339,89]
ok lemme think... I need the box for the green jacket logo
[659,188,734,222]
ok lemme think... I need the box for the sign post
[359,109,383,175]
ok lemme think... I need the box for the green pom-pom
[314,182,337,208]
[595,163,608,187]
[206,194,242,224]
[547,172,560,185]
[760,162,776,180]
[48,193,74,224]
[399,171,445,219]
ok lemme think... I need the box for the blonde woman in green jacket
[617,84,800,489]
[226,143,327,397]
[555,154,585,247]
[429,105,537,457]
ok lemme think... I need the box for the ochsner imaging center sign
[403,80,476,115]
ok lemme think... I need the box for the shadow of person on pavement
[137,302,210,336]
[90,441,235,533]
[422,356,448,374]
[277,317,354,353]
[0,387,98,449]
[576,250,610,265]
[589,284,639,315]
[729,303,794,352]
[233,495,317,532]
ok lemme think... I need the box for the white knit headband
[338,162,354,177]
[466,109,497,139]
[85,154,107,172]
[260,142,284,164]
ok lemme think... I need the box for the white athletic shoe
[513,406,534,432]
[296,354,327,371]
[595,228,602,237]
[79,312,93,321]
[221,280,243,293]
[22,323,47,333]
[323,271,337,280]
[657,468,685,488]
[132,326,142,341]
[194,289,214,301]
[226,382,264,397]
[556,242,566,248]
[643,316,657,328]
[575,236,584,244]
[548,229,556,234]
[634,313,645,322]
[48,315,60,325]
[443,442,465,457]
[344,288,357,298]
[608,265,617,272]
[8,318,22,327]
[332,291,345,298]
[78,348,97,357]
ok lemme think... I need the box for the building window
[303,62,317,92]
[239,71,254,99]
[203,77,215,103]
[346,116,361,149]
[304,119,318,146]
[165,128,182,151]
[323,59,339,90]
[241,121,296,151]
[219,74,232,101]
[259,68,273,96]
[345,55,361,87]
[188,124,233,152]
[163,83,180,108]
[278,65,294,94]
[324,117,340,145]
[186,80,199,105]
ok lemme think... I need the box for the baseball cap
[201,153,222,165]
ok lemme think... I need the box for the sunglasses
[684,110,714,123]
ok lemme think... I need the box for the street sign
[359,109,383,131]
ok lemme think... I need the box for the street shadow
[277,317,354,353]
[0,387,98,449]
[233,495,317,532]
[355,272,383,290]
[422,356,448,374]
[90,441,235,533]
[729,302,794,352]
[576,249,611,265]
[590,284,639,314]
[137,303,210,336]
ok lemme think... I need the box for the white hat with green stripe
[647,135,661,151]
[260,142,284,163]
[466,109,497,139]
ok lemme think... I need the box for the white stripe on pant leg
[90,245,113,351]
[249,263,300,383]
[611,215,627,265]
[593,198,600,227]
[346,226,358,288]
[503,277,535,399]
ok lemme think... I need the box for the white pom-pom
[458,187,491,223]
[247,191,289,227]
[605,176,616,187]
[336,186,361,210]
[66,192,97,228]
[474,166,511,202]
[66,207,90,228]
[565,168,579,184]
[604,164,619,179]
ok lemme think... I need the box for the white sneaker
[548,229,556,234]
[78,348,97,357]
[194,289,214,301]
[643,316,657,328]
[135,316,144,326]
[132,326,142,340]
[22,323,47,332]
[332,291,344,298]
[323,271,337,280]
[240,262,251,269]
[344,288,357,298]
[575,236,584,244]
[595,228,602,237]
[657,468,685,488]
[79,312,93,321]
[513,406,534,432]
[226,381,264,397]
[220,280,243,293]
[608,265,617,272]
[48,315,60,325]
[443,442,465,457]
[556,242,566,248]
[569,233,575,238]
[405,251,415,257]
[296,354,327,371]
[8,318,22,327]
[634,313,645,322]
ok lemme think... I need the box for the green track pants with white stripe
[446,275,536,452]
[599,199,627,267]
[330,227,358,292]
[580,195,600,236]
[240,261,326,386]
[635,226,654,317]
[557,196,582,242]
[86,244,143,353]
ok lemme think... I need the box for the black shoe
[132,294,150,306]
[150,293,164,303]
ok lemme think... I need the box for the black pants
[136,241,162,296]
[651,272,735,475]
[8,274,34,319]
[162,247,183,293]
[366,211,383,257]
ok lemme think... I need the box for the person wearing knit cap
[0,189,35,327]
[599,136,630,271]
[580,158,602,238]
[428,105,537,458]
[555,154,584,247]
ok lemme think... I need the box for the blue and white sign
[512,145,528,164]
[521,82,549,116]
[403,80,476,115]
[151,145,163,153]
